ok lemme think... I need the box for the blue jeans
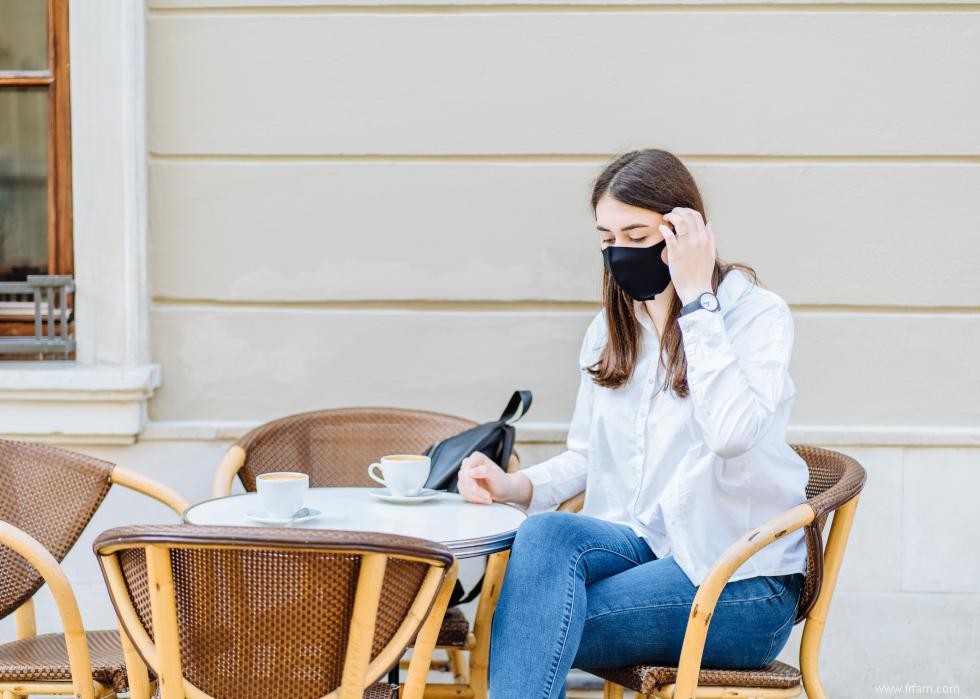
[488,511,804,699]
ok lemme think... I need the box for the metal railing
[0,275,75,359]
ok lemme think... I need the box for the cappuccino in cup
[256,471,309,518]
[368,455,431,497]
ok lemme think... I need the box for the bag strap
[456,573,485,605]
[499,390,533,426]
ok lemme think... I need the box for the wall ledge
[0,362,161,444]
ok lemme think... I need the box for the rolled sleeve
[522,462,567,513]
[678,299,794,459]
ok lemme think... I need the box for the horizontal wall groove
[139,419,980,447]
[148,3,980,15]
[151,297,980,314]
[152,298,602,312]
[149,153,980,164]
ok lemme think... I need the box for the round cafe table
[184,486,527,694]
[182,487,528,558]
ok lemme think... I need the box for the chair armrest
[212,445,246,498]
[557,490,585,513]
[111,466,191,516]
[0,520,96,698]
[672,503,816,699]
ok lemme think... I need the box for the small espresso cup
[368,454,431,497]
[255,471,309,518]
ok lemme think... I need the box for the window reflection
[0,0,48,71]
[0,89,48,281]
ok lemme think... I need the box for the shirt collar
[631,268,754,332]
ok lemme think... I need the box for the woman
[457,148,809,699]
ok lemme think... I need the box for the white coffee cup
[368,454,431,497]
[255,471,309,518]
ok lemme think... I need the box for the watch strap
[680,292,719,317]
[680,299,702,317]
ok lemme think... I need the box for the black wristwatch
[680,291,721,317]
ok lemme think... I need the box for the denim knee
[507,512,582,568]
[514,511,578,546]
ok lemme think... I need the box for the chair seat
[406,606,470,649]
[0,630,398,699]
[588,660,802,694]
[435,606,471,647]
[152,682,399,698]
[0,629,130,692]
[364,682,401,698]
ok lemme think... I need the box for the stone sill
[0,362,161,444]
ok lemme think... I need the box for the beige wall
[7,1,976,696]
[142,5,980,435]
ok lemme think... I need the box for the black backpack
[422,390,532,606]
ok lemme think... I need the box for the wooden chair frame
[562,487,861,699]
[211,428,523,699]
[393,456,520,699]
[0,465,190,699]
[96,534,459,699]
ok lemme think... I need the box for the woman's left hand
[660,207,717,305]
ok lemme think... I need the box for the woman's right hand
[458,451,514,505]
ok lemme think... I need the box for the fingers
[664,208,710,247]
[464,485,492,505]
[468,462,492,478]
[664,208,701,240]
[458,473,492,504]
[688,210,707,246]
[463,451,499,477]
[461,452,487,470]
[459,453,494,504]
[659,222,677,256]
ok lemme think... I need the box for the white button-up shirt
[521,268,809,585]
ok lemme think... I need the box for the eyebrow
[596,223,652,233]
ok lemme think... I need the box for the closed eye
[601,235,648,246]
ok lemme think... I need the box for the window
[0,0,73,354]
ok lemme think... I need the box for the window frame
[0,2,159,444]
[0,0,73,281]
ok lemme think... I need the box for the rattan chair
[94,524,459,699]
[210,407,522,699]
[0,438,191,699]
[561,444,866,699]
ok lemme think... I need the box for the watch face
[700,293,720,311]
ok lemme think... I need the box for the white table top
[183,487,527,558]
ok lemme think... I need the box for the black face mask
[602,241,672,301]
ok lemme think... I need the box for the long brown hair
[588,148,759,397]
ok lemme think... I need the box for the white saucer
[244,507,323,526]
[368,488,442,504]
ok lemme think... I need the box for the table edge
[181,488,528,558]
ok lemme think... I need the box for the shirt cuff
[521,464,560,514]
[677,307,725,346]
